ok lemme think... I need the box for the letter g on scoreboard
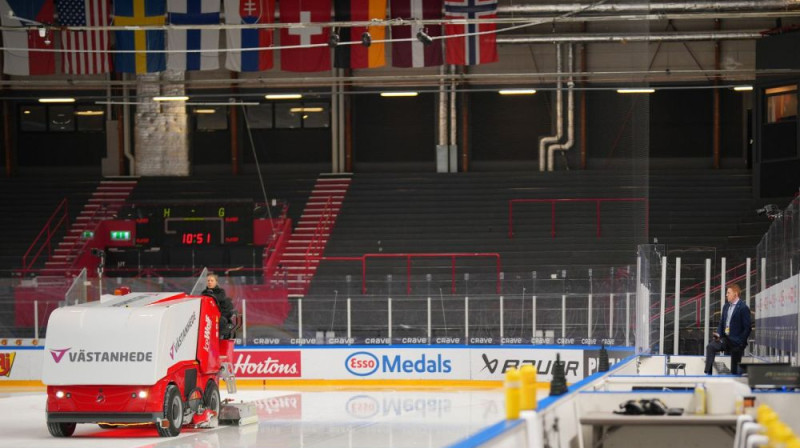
[345,352,380,377]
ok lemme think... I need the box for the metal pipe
[720,257,726,312]
[331,69,339,173]
[498,30,761,44]
[499,1,797,14]
[659,256,667,355]
[438,65,447,147]
[539,44,563,171]
[500,295,504,342]
[532,295,537,338]
[674,257,681,355]
[121,73,135,175]
[704,259,711,352]
[548,44,574,171]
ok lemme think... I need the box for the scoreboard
[122,201,254,247]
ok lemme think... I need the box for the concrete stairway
[278,175,351,297]
[40,179,138,280]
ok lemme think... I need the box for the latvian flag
[444,0,498,66]
[390,0,442,68]
[334,0,386,69]
[224,0,274,72]
[167,0,220,71]
[0,0,56,76]
[279,0,331,72]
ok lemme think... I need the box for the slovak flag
[444,0,498,66]
[224,0,274,72]
[113,0,167,74]
[390,0,442,68]
[167,0,220,71]
[0,0,56,76]
[279,0,331,73]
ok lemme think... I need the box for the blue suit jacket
[718,300,752,347]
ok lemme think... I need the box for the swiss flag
[279,0,331,72]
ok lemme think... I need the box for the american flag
[56,0,112,74]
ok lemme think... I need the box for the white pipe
[464,296,469,342]
[500,1,795,14]
[745,257,751,308]
[625,292,630,347]
[388,297,392,344]
[438,65,447,147]
[548,44,575,171]
[347,297,351,341]
[450,65,457,150]
[720,257,726,312]
[562,294,566,339]
[34,300,39,340]
[674,257,681,355]
[242,299,247,343]
[338,77,345,171]
[331,68,339,173]
[122,73,135,175]
[532,294,537,338]
[427,296,431,344]
[659,256,667,355]
[297,299,303,345]
[704,259,711,351]
[539,44,562,171]
[609,293,614,339]
[500,295,504,342]
[588,293,593,339]
[499,31,761,44]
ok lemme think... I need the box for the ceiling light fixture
[380,92,418,97]
[38,98,75,103]
[265,94,302,100]
[75,110,104,116]
[616,88,655,94]
[733,85,753,91]
[290,107,324,113]
[499,89,537,95]
[153,96,189,102]
[194,109,216,114]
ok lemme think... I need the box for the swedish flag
[114,0,166,73]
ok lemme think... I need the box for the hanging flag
[334,0,386,69]
[390,0,442,68]
[279,0,330,73]
[56,0,112,74]
[224,0,274,72]
[444,0,497,66]
[167,0,220,71]
[0,0,56,76]
[114,0,166,73]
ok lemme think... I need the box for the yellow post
[505,367,521,420]
[520,364,537,411]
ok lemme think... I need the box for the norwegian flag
[444,0,498,66]
[56,0,112,74]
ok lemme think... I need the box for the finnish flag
[167,0,221,71]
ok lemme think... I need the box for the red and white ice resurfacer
[42,291,256,437]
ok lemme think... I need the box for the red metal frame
[323,252,503,295]
[21,198,69,273]
[300,197,334,291]
[508,197,649,239]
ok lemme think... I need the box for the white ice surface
[2,388,508,448]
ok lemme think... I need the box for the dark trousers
[705,336,744,375]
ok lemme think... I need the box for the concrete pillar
[135,70,189,176]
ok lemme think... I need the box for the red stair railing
[508,197,649,238]
[20,198,69,274]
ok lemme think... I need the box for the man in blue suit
[704,283,751,375]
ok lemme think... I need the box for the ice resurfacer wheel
[47,421,76,437]
[157,385,183,437]
[204,381,220,416]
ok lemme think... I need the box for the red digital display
[181,232,213,245]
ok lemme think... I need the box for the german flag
[334,0,386,69]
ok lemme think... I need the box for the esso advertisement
[301,349,471,380]
[232,350,301,378]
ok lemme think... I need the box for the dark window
[76,106,105,131]
[49,105,75,132]
[766,85,797,123]
[19,105,47,131]
[245,104,273,129]
[275,103,302,129]
[195,107,228,131]
[298,103,329,129]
